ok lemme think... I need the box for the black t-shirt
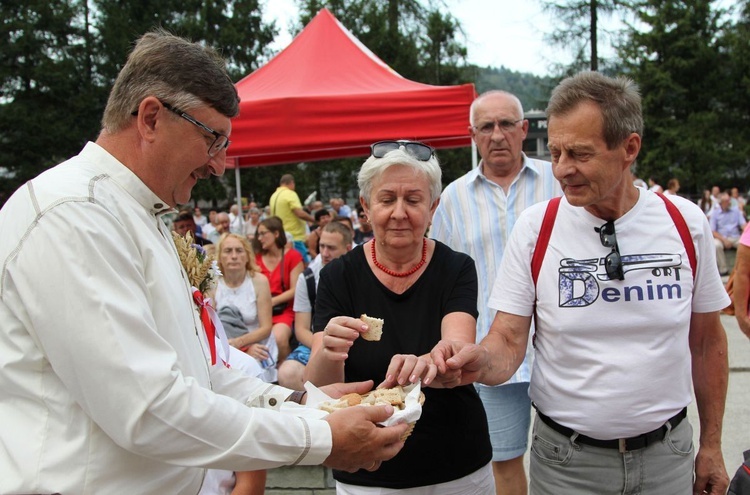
[313,241,492,489]
[353,228,374,244]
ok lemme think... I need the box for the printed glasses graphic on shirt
[557,252,685,307]
[555,231,687,310]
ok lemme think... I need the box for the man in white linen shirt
[0,30,406,495]
[431,90,561,495]
[431,72,729,494]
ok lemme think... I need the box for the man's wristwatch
[287,390,307,404]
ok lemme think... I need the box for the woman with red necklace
[305,141,493,494]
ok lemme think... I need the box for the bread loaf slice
[360,314,384,341]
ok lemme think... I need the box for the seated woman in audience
[254,217,304,362]
[214,233,276,382]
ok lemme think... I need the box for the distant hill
[474,66,558,112]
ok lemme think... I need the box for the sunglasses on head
[595,220,625,281]
[370,140,434,161]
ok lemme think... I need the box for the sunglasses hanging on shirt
[595,220,625,281]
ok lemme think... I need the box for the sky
[263,0,738,77]
[263,0,585,77]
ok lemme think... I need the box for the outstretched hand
[429,340,487,388]
[378,354,437,389]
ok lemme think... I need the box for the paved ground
[523,312,750,477]
[696,312,750,473]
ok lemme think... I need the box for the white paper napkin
[279,381,423,427]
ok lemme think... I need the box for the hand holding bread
[320,314,385,361]
[322,404,408,473]
[316,382,425,442]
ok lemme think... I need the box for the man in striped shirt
[431,90,561,495]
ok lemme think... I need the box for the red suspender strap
[531,197,561,285]
[656,192,697,279]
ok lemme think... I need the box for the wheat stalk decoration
[171,231,220,293]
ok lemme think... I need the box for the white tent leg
[234,166,244,232]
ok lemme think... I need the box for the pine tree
[618,0,729,192]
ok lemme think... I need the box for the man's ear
[134,97,163,143]
[623,133,641,170]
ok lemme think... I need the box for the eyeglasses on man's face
[474,119,522,136]
[370,140,434,161]
[596,220,625,281]
[161,102,230,157]
[132,101,230,157]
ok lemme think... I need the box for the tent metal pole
[471,140,478,169]
[234,162,244,232]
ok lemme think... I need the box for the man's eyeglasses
[370,140,434,161]
[132,101,230,157]
[161,102,230,157]
[474,119,522,136]
[595,221,625,280]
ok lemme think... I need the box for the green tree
[93,0,277,206]
[0,0,102,201]
[542,0,626,73]
[718,0,750,187]
[0,0,278,207]
[618,0,729,193]
[475,66,558,111]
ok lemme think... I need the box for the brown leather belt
[535,407,687,453]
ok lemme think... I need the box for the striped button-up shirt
[430,154,562,384]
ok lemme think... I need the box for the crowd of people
[634,181,749,276]
[1,29,748,495]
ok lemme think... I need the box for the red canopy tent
[226,8,476,168]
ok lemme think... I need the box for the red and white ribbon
[192,288,230,367]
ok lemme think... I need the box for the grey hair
[102,29,240,133]
[546,71,643,149]
[358,148,442,205]
[469,90,524,126]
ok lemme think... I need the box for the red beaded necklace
[371,238,427,278]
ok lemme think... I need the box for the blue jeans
[529,413,694,494]
[476,382,532,461]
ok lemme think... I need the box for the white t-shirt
[293,261,323,313]
[489,188,729,439]
[194,214,208,227]
[203,222,217,238]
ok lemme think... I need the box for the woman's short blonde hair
[358,146,442,205]
[217,233,259,275]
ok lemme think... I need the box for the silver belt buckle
[618,438,627,453]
